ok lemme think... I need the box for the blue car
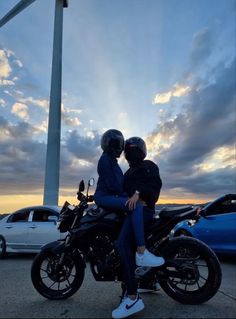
[173,194,236,256]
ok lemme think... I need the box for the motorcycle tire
[31,250,85,300]
[158,236,222,304]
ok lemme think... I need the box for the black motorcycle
[31,179,222,304]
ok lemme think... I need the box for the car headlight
[188,219,197,226]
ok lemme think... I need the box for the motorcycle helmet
[124,136,147,165]
[101,129,124,157]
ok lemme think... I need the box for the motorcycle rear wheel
[31,251,85,300]
[158,236,222,304]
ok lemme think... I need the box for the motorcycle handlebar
[77,192,94,203]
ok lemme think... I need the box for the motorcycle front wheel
[31,251,85,300]
[158,236,222,304]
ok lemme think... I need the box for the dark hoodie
[124,160,162,210]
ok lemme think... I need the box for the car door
[3,208,32,250]
[27,208,60,250]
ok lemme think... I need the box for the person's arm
[125,191,140,210]
[97,155,123,194]
[127,163,162,202]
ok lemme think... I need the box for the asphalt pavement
[0,254,235,318]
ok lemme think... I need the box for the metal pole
[43,0,65,205]
[0,0,36,28]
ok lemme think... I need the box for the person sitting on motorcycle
[94,129,163,268]
[112,136,165,319]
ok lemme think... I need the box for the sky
[0,0,235,213]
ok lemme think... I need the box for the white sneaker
[112,295,144,319]
[136,249,165,267]
[138,282,160,293]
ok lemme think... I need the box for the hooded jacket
[124,160,162,210]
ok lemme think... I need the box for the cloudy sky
[0,0,235,213]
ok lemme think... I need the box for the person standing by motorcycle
[112,136,164,319]
[94,129,163,269]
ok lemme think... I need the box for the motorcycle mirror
[79,180,85,192]
[86,178,95,197]
[88,178,95,187]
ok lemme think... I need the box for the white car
[0,205,65,257]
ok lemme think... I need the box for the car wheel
[0,235,6,258]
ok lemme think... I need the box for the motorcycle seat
[158,206,193,220]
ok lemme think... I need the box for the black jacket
[124,160,162,210]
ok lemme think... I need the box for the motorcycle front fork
[58,235,71,265]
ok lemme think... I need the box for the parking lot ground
[0,254,236,318]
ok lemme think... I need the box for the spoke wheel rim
[39,254,77,293]
[166,248,209,294]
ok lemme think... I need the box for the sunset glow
[0,0,235,213]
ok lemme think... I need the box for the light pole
[0,0,69,206]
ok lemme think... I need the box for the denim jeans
[94,194,145,247]
[116,207,154,295]
[94,193,154,295]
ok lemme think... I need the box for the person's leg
[135,207,165,267]
[116,213,137,297]
[116,209,160,294]
[96,195,164,266]
[130,202,145,248]
[137,208,161,293]
[112,214,144,319]
[95,195,146,249]
[95,195,128,211]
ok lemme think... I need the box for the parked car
[173,194,236,256]
[0,205,64,257]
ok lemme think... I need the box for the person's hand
[125,192,139,210]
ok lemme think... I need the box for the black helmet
[124,137,147,165]
[101,129,124,157]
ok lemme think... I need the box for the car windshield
[205,196,236,215]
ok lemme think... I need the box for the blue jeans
[94,194,154,295]
[94,195,145,247]
[116,207,154,295]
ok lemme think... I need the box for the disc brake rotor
[46,257,74,282]
[178,263,200,285]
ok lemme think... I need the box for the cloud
[152,84,191,104]
[14,59,23,68]
[0,48,19,86]
[11,102,29,121]
[148,58,236,198]
[19,96,49,112]
[0,79,15,86]
[61,104,83,127]
[0,117,46,189]
[0,98,5,107]
[62,116,82,127]
[190,28,214,67]
[194,145,235,173]
[34,120,48,134]
[0,49,12,79]
[0,116,99,195]
[65,129,101,163]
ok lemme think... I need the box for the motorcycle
[31,178,222,304]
